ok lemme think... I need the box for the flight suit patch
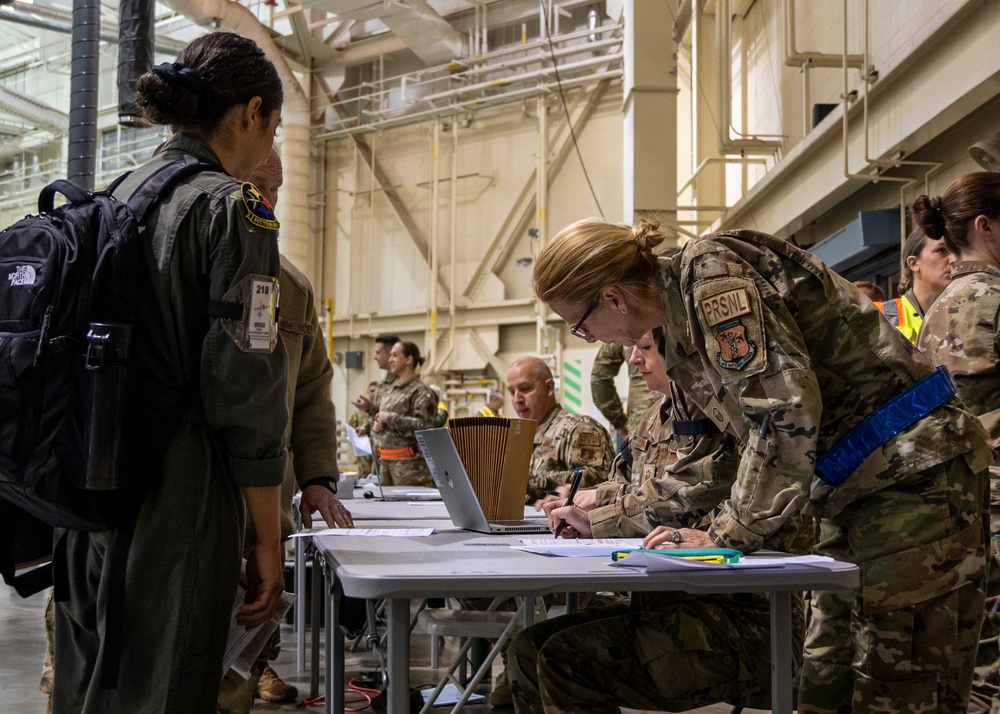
[634,437,650,452]
[694,277,766,379]
[240,182,280,231]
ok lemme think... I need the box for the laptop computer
[416,428,549,534]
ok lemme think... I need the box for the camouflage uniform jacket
[376,374,436,452]
[655,230,990,553]
[347,408,372,435]
[367,371,398,454]
[919,261,1000,453]
[590,342,659,434]
[526,404,614,502]
[589,385,741,538]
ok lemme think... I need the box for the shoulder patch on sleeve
[240,182,280,231]
[694,277,766,379]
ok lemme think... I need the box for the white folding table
[312,526,859,714]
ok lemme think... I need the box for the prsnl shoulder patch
[240,182,280,231]
[693,277,767,379]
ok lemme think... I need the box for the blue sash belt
[815,365,956,487]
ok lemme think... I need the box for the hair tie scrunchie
[152,62,215,110]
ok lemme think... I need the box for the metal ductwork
[323,0,463,66]
[68,0,100,190]
[118,0,155,127]
[0,86,68,134]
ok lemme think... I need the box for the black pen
[553,468,584,539]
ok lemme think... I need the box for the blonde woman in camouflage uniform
[916,172,1000,714]
[508,331,809,713]
[371,341,436,487]
[532,218,991,714]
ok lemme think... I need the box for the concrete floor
[0,586,769,713]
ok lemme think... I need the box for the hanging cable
[542,1,605,218]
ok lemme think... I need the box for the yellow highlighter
[611,547,742,564]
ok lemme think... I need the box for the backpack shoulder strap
[125,155,221,224]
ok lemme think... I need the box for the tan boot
[256,665,298,702]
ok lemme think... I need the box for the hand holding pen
[553,468,584,539]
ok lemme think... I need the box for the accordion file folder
[446,416,537,520]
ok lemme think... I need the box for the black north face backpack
[0,156,214,598]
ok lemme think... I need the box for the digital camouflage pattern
[590,342,659,435]
[610,393,676,487]
[525,404,614,502]
[919,260,1000,714]
[654,230,991,713]
[589,385,740,538]
[347,408,373,476]
[376,374,436,487]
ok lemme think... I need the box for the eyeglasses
[569,300,598,340]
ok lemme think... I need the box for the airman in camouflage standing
[506,356,614,503]
[590,342,659,442]
[352,334,399,478]
[371,341,436,487]
[532,218,992,714]
[916,172,1000,714]
[348,381,377,476]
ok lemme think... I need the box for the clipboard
[611,547,743,564]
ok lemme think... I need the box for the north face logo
[8,265,36,286]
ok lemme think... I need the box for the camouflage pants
[379,455,434,487]
[799,454,989,714]
[354,455,373,476]
[970,474,1000,714]
[507,592,799,714]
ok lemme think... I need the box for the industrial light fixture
[969,131,1000,172]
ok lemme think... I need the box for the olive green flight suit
[53,134,289,714]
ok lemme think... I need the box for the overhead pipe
[535,94,549,357]
[784,0,863,69]
[428,119,441,370]
[317,69,622,141]
[716,0,783,155]
[447,120,458,372]
[162,0,315,272]
[117,0,155,127]
[840,0,939,246]
[67,0,100,190]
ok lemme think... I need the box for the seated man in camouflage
[506,357,614,503]
[507,332,810,714]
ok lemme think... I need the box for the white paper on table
[512,537,645,557]
[290,527,436,538]
[421,682,486,706]
[344,423,372,456]
[611,552,838,571]
[223,586,294,679]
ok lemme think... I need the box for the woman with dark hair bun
[917,171,1000,714]
[371,341,437,487]
[53,32,289,714]
[529,217,990,713]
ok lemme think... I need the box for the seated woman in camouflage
[506,331,811,713]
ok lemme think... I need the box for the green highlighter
[611,547,743,564]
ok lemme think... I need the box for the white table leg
[770,590,793,714]
[295,517,306,673]
[387,598,411,713]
